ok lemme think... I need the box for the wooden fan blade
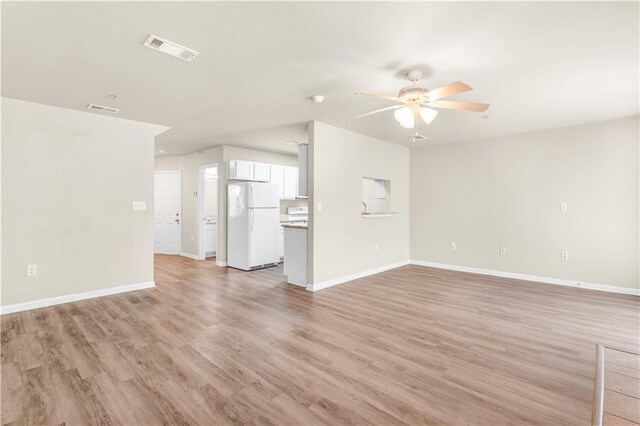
[428,100,490,112]
[355,104,404,118]
[426,81,472,100]
[357,92,403,102]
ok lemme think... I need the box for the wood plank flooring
[603,348,640,426]
[1,255,638,425]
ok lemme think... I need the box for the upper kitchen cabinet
[270,164,298,200]
[228,160,270,182]
[230,160,298,199]
[283,167,298,199]
[228,160,253,180]
[298,144,308,197]
[253,162,271,182]
[271,165,284,197]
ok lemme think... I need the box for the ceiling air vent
[87,104,119,114]
[143,34,199,62]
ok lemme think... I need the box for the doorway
[154,170,181,254]
[198,164,219,261]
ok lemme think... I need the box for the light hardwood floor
[603,348,640,425]
[1,255,638,425]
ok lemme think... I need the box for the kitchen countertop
[282,223,308,229]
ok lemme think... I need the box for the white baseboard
[180,252,203,261]
[216,261,227,267]
[410,260,639,296]
[307,260,410,292]
[0,281,156,315]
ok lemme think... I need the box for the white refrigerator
[227,182,280,270]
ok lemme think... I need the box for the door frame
[154,170,182,255]
[197,163,219,261]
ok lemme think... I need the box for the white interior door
[154,171,181,254]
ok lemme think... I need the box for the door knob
[175,219,180,223]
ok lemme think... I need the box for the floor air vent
[143,34,199,62]
[87,104,119,114]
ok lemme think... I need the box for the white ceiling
[2,2,638,157]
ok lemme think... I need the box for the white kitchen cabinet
[228,160,270,182]
[298,144,308,197]
[253,162,271,182]
[279,226,284,260]
[269,165,297,200]
[270,165,285,199]
[283,166,298,200]
[228,160,253,180]
[283,226,307,287]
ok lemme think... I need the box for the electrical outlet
[317,202,323,211]
[560,202,568,212]
[450,242,457,250]
[561,251,569,260]
[499,247,507,255]
[132,201,146,211]
[26,264,37,276]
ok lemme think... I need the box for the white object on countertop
[283,206,308,222]
[283,226,307,287]
[287,206,308,216]
[227,182,280,271]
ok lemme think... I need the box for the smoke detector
[87,104,119,114]
[143,35,199,62]
[310,95,325,104]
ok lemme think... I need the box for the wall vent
[87,104,119,114]
[143,34,199,62]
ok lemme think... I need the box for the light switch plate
[561,251,569,260]
[132,201,146,211]
[26,264,37,276]
[560,202,568,212]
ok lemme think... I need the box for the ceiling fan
[356,70,489,141]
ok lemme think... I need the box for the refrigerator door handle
[249,184,254,208]
[250,208,254,231]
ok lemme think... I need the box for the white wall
[410,116,639,290]
[310,121,410,285]
[154,145,298,262]
[204,176,218,217]
[2,98,167,308]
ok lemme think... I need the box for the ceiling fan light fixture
[419,107,438,125]
[394,107,414,129]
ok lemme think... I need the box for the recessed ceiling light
[310,95,325,104]
[143,35,199,62]
[157,149,166,154]
[87,104,119,114]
